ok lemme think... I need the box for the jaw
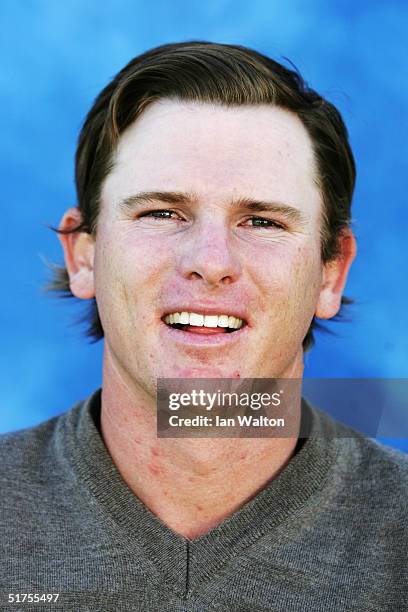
[155,320,305,380]
[102,305,306,396]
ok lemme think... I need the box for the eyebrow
[118,190,308,224]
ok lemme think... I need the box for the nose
[178,221,242,288]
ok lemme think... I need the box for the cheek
[93,240,126,331]
[93,228,171,328]
[254,243,322,317]
[294,245,322,299]
[286,246,323,335]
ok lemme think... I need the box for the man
[1,42,407,611]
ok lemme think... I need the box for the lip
[161,304,250,325]
[159,319,250,346]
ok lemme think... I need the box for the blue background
[1,1,407,450]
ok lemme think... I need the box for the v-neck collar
[61,389,339,598]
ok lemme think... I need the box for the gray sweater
[0,389,407,611]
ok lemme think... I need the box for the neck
[100,351,303,540]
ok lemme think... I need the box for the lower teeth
[170,323,235,333]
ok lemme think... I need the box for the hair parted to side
[49,40,355,350]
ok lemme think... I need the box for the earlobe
[58,208,96,300]
[315,229,356,320]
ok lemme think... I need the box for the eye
[138,209,185,223]
[244,216,286,230]
[141,210,176,219]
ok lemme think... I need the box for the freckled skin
[94,101,325,401]
[148,465,161,476]
[62,100,355,539]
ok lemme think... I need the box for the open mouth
[161,311,247,334]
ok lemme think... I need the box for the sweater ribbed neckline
[60,389,340,598]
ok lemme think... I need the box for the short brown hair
[50,41,355,350]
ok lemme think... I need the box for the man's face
[93,100,326,397]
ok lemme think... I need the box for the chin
[165,365,243,379]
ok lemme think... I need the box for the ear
[58,208,95,299]
[315,228,356,319]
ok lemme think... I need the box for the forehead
[102,99,321,217]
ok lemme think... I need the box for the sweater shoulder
[0,405,82,486]
[351,436,408,488]
[330,428,408,519]
[311,405,408,510]
[0,417,58,464]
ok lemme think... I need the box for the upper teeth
[164,312,244,329]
